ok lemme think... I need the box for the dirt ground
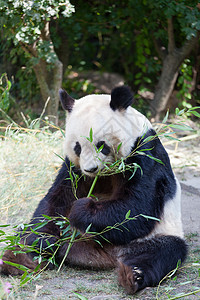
[165,135,200,246]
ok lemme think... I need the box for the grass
[0,122,200,299]
[0,124,63,226]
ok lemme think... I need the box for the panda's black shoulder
[132,128,172,167]
[125,128,177,200]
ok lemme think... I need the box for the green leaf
[145,154,164,165]
[97,144,104,153]
[54,153,65,162]
[42,214,52,220]
[89,128,93,142]
[162,110,169,123]
[128,166,138,180]
[188,110,200,118]
[73,292,89,300]
[85,223,92,233]
[188,106,200,110]
[175,107,179,115]
[176,108,186,116]
[137,147,154,152]
[117,142,122,153]
[3,261,29,272]
[163,135,180,141]
[62,225,71,235]
[99,235,111,243]
[140,214,160,222]
[94,239,103,247]
[125,210,131,219]
[33,221,49,231]
[169,124,193,131]
[142,135,155,144]
[20,276,32,286]
[20,271,28,281]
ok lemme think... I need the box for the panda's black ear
[110,86,133,111]
[59,89,75,112]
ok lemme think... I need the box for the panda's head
[59,86,151,177]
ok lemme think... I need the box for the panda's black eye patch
[74,141,81,157]
[96,141,110,155]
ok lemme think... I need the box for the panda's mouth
[83,166,99,177]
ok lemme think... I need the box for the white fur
[150,178,183,238]
[64,94,152,176]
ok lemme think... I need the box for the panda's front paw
[69,197,97,232]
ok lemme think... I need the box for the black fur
[118,235,187,293]
[74,141,81,157]
[110,86,133,111]
[59,89,75,112]
[96,141,110,155]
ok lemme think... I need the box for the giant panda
[1,86,187,294]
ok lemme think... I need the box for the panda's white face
[61,89,152,177]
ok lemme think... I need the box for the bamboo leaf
[138,147,154,152]
[33,221,49,231]
[117,142,122,153]
[94,239,103,247]
[188,106,200,110]
[42,214,52,220]
[142,135,155,144]
[3,261,30,272]
[89,128,93,142]
[59,128,65,138]
[62,225,71,235]
[97,144,104,153]
[175,108,186,116]
[163,135,180,141]
[162,109,169,123]
[20,271,28,281]
[20,276,32,286]
[128,167,137,180]
[73,292,89,300]
[125,210,131,219]
[169,124,193,131]
[54,153,65,161]
[99,235,111,243]
[140,214,160,222]
[85,223,92,233]
[188,110,200,118]
[145,154,164,165]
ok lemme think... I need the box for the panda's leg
[117,235,187,294]
[58,241,117,269]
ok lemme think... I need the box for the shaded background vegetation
[0,0,200,125]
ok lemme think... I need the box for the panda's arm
[69,193,159,245]
[69,165,177,246]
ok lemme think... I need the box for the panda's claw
[132,266,144,282]
[118,262,144,294]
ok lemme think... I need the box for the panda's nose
[84,167,98,173]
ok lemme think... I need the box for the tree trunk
[151,18,200,120]
[23,21,64,125]
[33,58,63,125]
[19,21,63,125]
[151,52,181,119]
